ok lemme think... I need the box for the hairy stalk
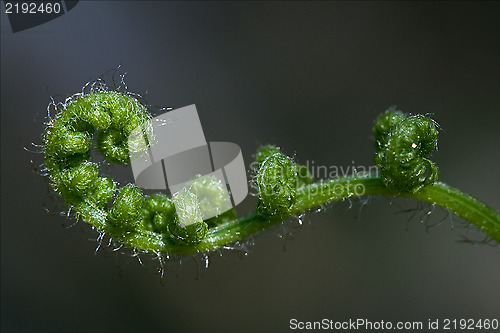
[294,177,500,241]
[125,175,500,255]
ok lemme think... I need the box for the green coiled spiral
[373,110,440,193]
[43,90,216,250]
[254,145,313,218]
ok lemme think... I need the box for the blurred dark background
[1,2,499,332]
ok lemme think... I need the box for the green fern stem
[132,176,500,255]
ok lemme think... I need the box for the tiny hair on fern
[41,83,500,259]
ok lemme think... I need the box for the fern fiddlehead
[42,89,500,258]
[373,110,440,193]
